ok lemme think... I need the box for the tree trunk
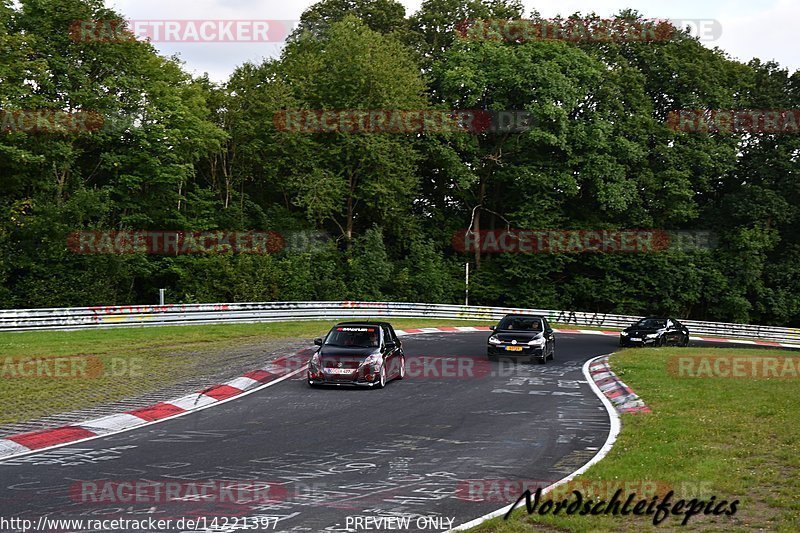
[345,171,355,249]
[473,178,487,268]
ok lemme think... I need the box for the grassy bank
[473,347,800,532]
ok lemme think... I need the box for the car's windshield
[497,317,543,331]
[325,326,380,348]
[635,319,667,329]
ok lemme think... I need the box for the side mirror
[314,337,323,346]
[489,325,497,331]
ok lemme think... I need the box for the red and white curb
[588,356,651,414]
[0,349,314,461]
[395,326,492,335]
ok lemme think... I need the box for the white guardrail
[0,301,799,342]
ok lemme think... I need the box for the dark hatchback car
[487,314,555,364]
[307,321,405,388]
[619,317,690,347]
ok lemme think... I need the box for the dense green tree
[290,0,409,39]
[276,16,428,246]
[409,0,523,70]
[1,0,799,327]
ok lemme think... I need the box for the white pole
[465,263,469,306]
[159,288,166,306]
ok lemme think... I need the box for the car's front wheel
[374,365,387,389]
[682,335,690,347]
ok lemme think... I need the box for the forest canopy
[1,0,799,326]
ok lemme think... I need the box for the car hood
[317,346,378,359]
[493,331,543,342]
[624,327,664,335]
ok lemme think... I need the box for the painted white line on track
[447,352,621,532]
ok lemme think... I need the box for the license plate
[505,346,523,352]
[630,338,641,342]
[326,368,354,375]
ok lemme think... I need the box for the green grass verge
[472,346,800,532]
[0,319,491,425]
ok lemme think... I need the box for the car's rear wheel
[549,342,555,360]
[374,365,387,389]
[397,355,405,380]
[682,335,690,347]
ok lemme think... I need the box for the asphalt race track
[0,332,626,532]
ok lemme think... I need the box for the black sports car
[619,317,690,347]
[487,314,555,364]
[307,321,405,388]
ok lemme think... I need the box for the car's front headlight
[646,333,659,339]
[361,352,382,368]
[528,335,546,347]
[488,335,502,345]
[620,331,629,336]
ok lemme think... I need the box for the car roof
[499,314,546,320]
[334,321,393,328]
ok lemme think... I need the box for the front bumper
[487,345,545,358]
[308,378,376,387]
[307,366,381,386]
[620,336,659,346]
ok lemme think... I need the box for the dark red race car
[307,321,405,389]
